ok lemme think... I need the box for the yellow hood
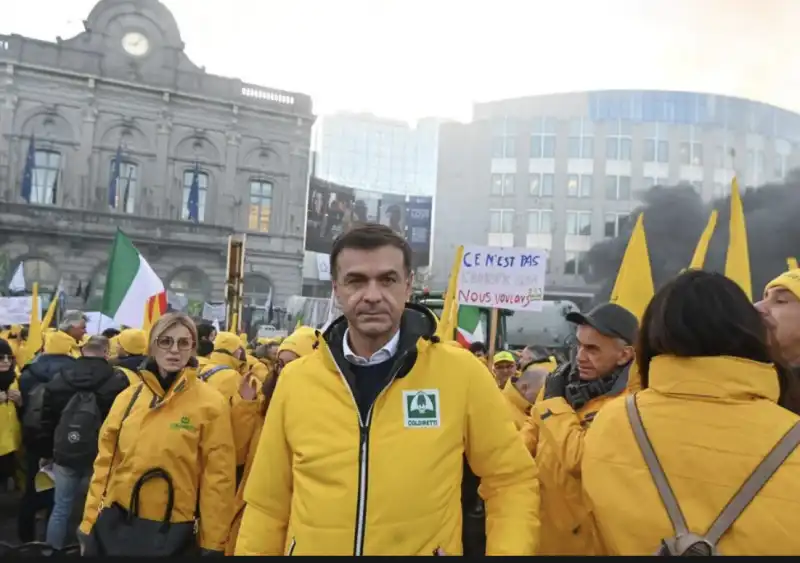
[44,330,77,355]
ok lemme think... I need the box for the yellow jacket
[236,306,540,556]
[198,352,243,403]
[0,378,21,457]
[502,380,530,430]
[80,360,236,552]
[583,356,800,556]
[520,363,630,555]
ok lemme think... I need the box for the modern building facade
[0,0,314,316]
[312,112,442,197]
[433,89,800,302]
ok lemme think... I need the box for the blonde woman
[78,313,236,556]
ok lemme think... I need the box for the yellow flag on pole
[435,245,464,342]
[724,177,752,300]
[688,210,718,270]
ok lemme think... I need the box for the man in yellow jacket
[520,302,637,555]
[237,224,540,556]
[755,268,800,414]
[198,332,246,403]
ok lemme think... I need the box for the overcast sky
[3,0,799,122]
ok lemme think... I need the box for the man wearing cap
[520,302,637,556]
[110,328,148,387]
[755,268,800,414]
[198,331,247,403]
[492,351,518,389]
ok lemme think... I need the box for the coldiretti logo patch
[402,389,440,428]
[170,416,196,432]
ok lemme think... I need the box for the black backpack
[626,395,800,555]
[53,385,103,469]
[22,384,46,440]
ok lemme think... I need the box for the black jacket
[111,355,147,372]
[37,357,129,459]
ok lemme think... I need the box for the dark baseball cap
[565,303,638,345]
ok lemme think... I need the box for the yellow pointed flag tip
[610,212,655,321]
[788,257,799,271]
[724,177,752,301]
[435,245,464,342]
[688,210,718,271]
[19,283,43,366]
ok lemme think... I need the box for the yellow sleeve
[230,398,261,467]
[520,415,540,456]
[198,398,237,552]
[79,387,134,534]
[236,372,293,555]
[530,397,585,478]
[465,362,541,556]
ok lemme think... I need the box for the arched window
[167,268,210,311]
[182,169,208,222]
[33,150,61,205]
[243,274,273,308]
[248,180,272,232]
[11,258,60,293]
[86,264,107,310]
[109,160,139,213]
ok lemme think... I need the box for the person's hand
[543,364,569,400]
[238,373,258,401]
[0,390,6,403]
[433,547,447,556]
[7,388,21,406]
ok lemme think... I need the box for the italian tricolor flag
[101,230,167,329]
[456,306,486,348]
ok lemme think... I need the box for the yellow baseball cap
[765,269,800,300]
[493,351,516,365]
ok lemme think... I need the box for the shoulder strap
[704,421,800,544]
[625,394,690,537]
[99,384,144,502]
[200,365,227,382]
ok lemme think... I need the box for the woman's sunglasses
[156,336,195,351]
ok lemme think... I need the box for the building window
[489,209,514,233]
[568,118,594,159]
[492,117,516,158]
[604,212,629,238]
[566,210,592,236]
[564,251,590,276]
[530,117,557,158]
[109,160,138,213]
[747,149,765,185]
[248,179,273,232]
[775,140,790,179]
[32,150,61,205]
[715,133,734,168]
[182,169,208,222]
[567,174,593,198]
[713,182,730,199]
[527,209,553,233]
[530,173,554,197]
[605,175,631,200]
[606,119,632,161]
[679,126,704,166]
[491,173,515,196]
[645,176,669,187]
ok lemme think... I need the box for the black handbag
[86,385,198,557]
[92,468,198,557]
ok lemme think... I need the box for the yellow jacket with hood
[519,361,631,555]
[198,332,244,403]
[583,356,800,556]
[79,358,236,553]
[236,304,540,556]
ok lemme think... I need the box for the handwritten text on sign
[456,246,547,312]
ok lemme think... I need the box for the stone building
[0,0,314,321]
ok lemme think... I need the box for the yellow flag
[688,210,718,270]
[435,245,464,342]
[610,213,654,321]
[788,257,798,271]
[724,177,752,300]
[41,293,58,334]
[18,283,42,366]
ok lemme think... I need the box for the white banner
[316,253,331,281]
[457,246,547,312]
[202,302,227,322]
[0,296,41,325]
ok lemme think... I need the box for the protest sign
[457,246,547,312]
[0,296,41,325]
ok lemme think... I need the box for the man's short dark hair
[197,322,216,341]
[102,328,121,339]
[469,341,487,355]
[330,222,412,278]
[196,339,214,357]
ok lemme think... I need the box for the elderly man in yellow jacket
[520,302,637,555]
[236,224,539,556]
